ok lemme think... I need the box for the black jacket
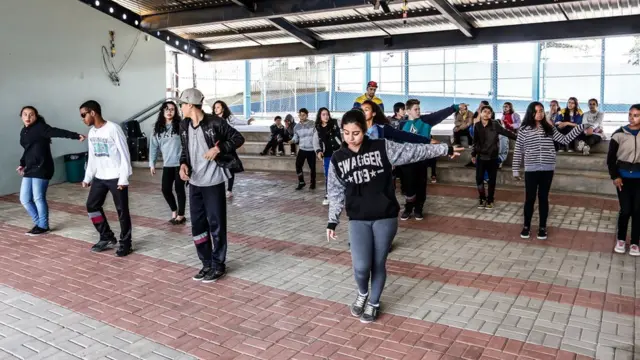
[179,113,245,174]
[315,122,341,156]
[20,121,81,180]
[472,120,517,160]
[269,124,286,142]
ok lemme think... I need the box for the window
[497,43,536,100]
[335,53,364,92]
[604,36,640,105]
[539,39,602,106]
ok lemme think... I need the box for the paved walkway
[0,170,636,360]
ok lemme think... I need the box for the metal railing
[124,98,170,124]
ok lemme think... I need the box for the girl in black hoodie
[313,107,341,205]
[18,106,85,235]
[326,109,463,323]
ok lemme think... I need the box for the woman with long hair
[513,102,589,240]
[149,101,186,225]
[313,107,341,205]
[18,106,85,235]
[501,102,521,132]
[213,100,245,198]
[554,97,583,152]
[327,109,462,323]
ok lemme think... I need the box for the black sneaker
[400,210,412,221]
[25,226,38,236]
[478,199,486,209]
[115,244,133,257]
[520,227,531,239]
[202,268,226,283]
[91,238,117,252]
[485,202,494,210]
[350,293,368,317]
[537,228,548,240]
[360,304,380,324]
[169,217,187,225]
[414,209,424,221]
[295,183,306,190]
[192,267,211,281]
[26,226,50,236]
[309,183,316,190]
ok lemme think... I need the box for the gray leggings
[348,218,398,305]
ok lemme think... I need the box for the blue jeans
[20,177,50,229]
[323,156,331,194]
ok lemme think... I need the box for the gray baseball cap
[178,88,205,105]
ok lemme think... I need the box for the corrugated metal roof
[310,23,388,40]
[378,15,457,34]
[201,35,259,49]
[245,31,300,45]
[113,0,640,51]
[112,0,220,15]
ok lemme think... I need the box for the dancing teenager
[326,109,462,323]
[291,108,316,190]
[18,106,85,235]
[178,89,245,283]
[213,100,245,198]
[609,104,640,256]
[472,105,517,209]
[513,102,588,240]
[149,101,186,225]
[313,107,341,205]
[81,100,133,257]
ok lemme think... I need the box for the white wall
[0,0,166,195]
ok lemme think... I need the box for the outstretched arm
[385,140,450,167]
[418,105,457,126]
[43,124,81,140]
[382,124,430,144]
[552,124,586,145]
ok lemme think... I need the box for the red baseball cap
[367,81,378,88]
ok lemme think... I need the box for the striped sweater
[292,120,316,151]
[512,124,586,176]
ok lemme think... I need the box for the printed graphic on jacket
[336,151,385,184]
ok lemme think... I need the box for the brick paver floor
[0,170,636,359]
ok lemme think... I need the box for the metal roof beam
[184,0,588,40]
[230,0,257,12]
[268,18,319,49]
[141,0,375,30]
[429,0,475,38]
[203,14,640,61]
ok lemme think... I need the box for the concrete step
[434,162,615,196]
[238,131,610,153]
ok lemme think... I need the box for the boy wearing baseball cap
[178,88,245,283]
[353,81,384,112]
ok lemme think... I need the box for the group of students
[15,87,640,326]
[17,89,245,284]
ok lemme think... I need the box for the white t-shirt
[83,121,132,186]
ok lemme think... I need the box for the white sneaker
[322,198,330,206]
[576,140,585,152]
[629,244,640,256]
[582,145,590,156]
[226,191,233,199]
[614,240,626,254]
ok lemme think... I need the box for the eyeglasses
[80,112,90,119]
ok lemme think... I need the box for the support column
[491,44,498,108]
[532,42,541,101]
[404,50,410,98]
[364,52,371,91]
[244,60,251,120]
[173,51,179,99]
[600,38,606,106]
[329,55,336,111]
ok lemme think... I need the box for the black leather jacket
[179,113,245,173]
